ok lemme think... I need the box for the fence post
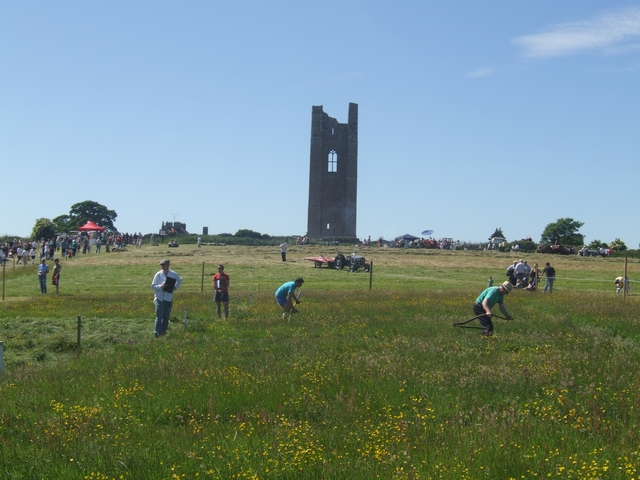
[249,294,253,307]
[76,316,82,356]
[183,307,188,330]
[624,257,628,299]
[369,260,374,290]
[2,260,5,301]
[0,341,4,375]
[201,262,205,293]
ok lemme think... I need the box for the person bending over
[275,278,304,320]
[472,281,513,336]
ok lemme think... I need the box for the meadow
[1,244,639,479]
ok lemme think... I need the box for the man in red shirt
[213,264,230,319]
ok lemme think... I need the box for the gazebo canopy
[394,233,420,241]
[77,221,106,232]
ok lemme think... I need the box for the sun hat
[501,281,513,293]
[160,258,170,265]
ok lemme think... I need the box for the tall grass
[1,247,639,478]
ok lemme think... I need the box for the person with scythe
[472,281,513,336]
[275,277,304,320]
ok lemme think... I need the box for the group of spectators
[0,231,145,265]
[505,259,556,293]
[295,235,310,245]
[394,237,458,249]
[1,238,57,264]
[578,246,611,257]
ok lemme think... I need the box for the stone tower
[307,103,358,239]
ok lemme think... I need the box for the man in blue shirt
[37,258,49,294]
[275,278,304,320]
[473,281,513,336]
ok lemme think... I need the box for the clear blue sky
[2,1,639,246]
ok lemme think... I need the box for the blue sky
[2,1,639,246]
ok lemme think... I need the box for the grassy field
[1,245,639,479]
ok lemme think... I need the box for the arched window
[328,150,337,172]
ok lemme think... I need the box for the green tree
[235,229,263,239]
[489,228,505,240]
[540,218,585,246]
[68,201,117,231]
[31,218,56,240]
[52,214,73,233]
[587,239,607,250]
[609,238,627,252]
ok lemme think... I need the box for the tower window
[328,150,337,172]
[327,223,330,229]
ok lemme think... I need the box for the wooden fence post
[624,257,628,299]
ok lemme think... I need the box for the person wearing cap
[275,277,304,320]
[472,281,513,336]
[151,259,183,337]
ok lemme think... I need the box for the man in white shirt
[151,258,183,338]
[514,259,526,283]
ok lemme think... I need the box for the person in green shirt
[473,281,513,336]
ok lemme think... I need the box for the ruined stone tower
[307,103,358,239]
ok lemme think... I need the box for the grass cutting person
[473,280,513,337]
[275,277,304,320]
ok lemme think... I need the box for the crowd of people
[0,232,146,264]
[503,259,556,293]
[0,232,147,295]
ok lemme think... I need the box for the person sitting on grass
[472,281,513,337]
[275,278,304,320]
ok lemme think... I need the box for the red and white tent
[77,221,106,232]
